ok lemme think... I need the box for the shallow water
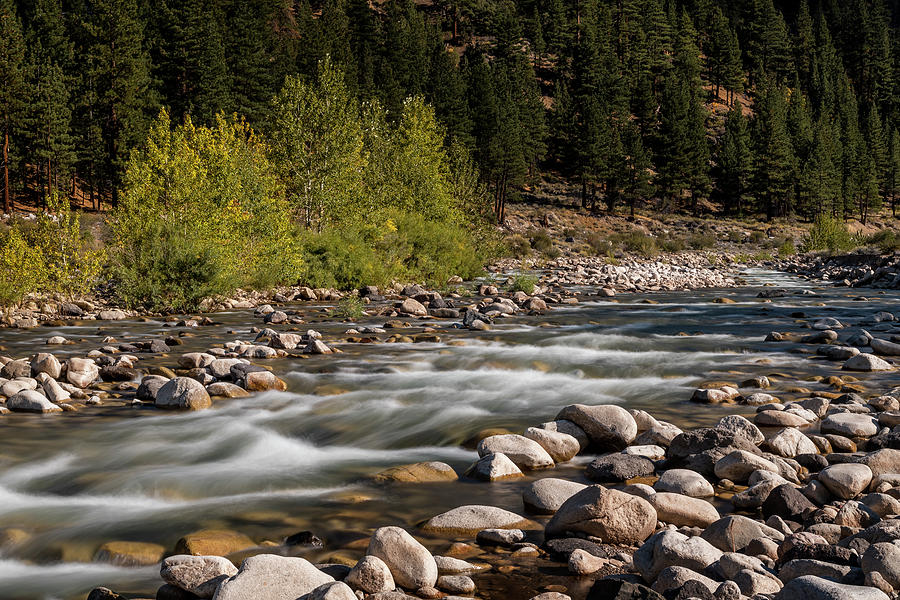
[1,269,900,599]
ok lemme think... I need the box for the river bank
[0,269,899,600]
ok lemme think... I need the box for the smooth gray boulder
[366,526,437,590]
[155,377,212,410]
[819,464,873,499]
[422,505,534,535]
[821,413,879,438]
[345,555,394,594]
[66,357,99,388]
[701,515,785,552]
[7,389,61,413]
[161,555,238,599]
[464,452,523,481]
[843,354,893,372]
[776,575,889,600]
[556,404,637,450]
[523,427,580,462]
[654,469,714,497]
[212,554,333,600]
[477,434,554,470]
[634,530,723,581]
[522,478,587,514]
[545,485,657,545]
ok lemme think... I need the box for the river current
[1,269,899,599]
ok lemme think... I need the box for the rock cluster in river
[781,253,900,289]
[533,254,737,292]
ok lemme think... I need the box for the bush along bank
[67,298,900,600]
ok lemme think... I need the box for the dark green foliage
[0,0,25,212]
[6,0,900,231]
[714,100,753,215]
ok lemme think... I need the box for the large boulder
[654,469,714,498]
[422,505,536,535]
[634,530,723,582]
[174,530,255,557]
[30,353,61,379]
[161,555,238,598]
[345,555,395,594]
[701,515,785,552]
[545,484,657,545]
[477,434,554,470]
[7,389,61,413]
[366,526,437,590]
[776,575,889,600]
[821,413,879,438]
[373,462,458,484]
[843,354,893,372]
[818,464,873,500]
[156,377,212,410]
[464,453,523,481]
[66,357,99,388]
[556,404,637,450]
[522,478,587,515]
[648,493,720,528]
[212,554,333,600]
[586,454,655,483]
[861,542,900,590]
[765,428,819,457]
[714,450,779,482]
[524,427,580,462]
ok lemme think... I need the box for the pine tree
[0,0,25,212]
[425,30,471,147]
[225,0,280,125]
[78,0,156,206]
[21,48,75,203]
[706,6,742,103]
[794,0,814,89]
[656,72,710,214]
[742,0,792,86]
[714,100,753,215]
[751,83,795,218]
[886,128,900,217]
[797,119,840,218]
[620,120,654,217]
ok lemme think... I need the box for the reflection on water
[1,269,900,599]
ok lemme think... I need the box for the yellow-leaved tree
[109,110,302,311]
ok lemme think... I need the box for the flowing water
[2,269,900,600]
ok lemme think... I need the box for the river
[1,269,898,599]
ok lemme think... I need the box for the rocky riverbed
[779,253,900,289]
[1,268,900,600]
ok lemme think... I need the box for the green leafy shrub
[0,227,47,307]
[530,230,554,254]
[778,238,797,257]
[586,232,613,256]
[659,236,687,252]
[801,214,858,253]
[688,233,717,249]
[749,231,766,244]
[0,194,104,307]
[612,231,659,257]
[867,229,900,253]
[31,194,105,298]
[299,211,485,290]
[510,274,538,294]
[331,296,365,320]
[109,111,302,312]
[506,234,531,258]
